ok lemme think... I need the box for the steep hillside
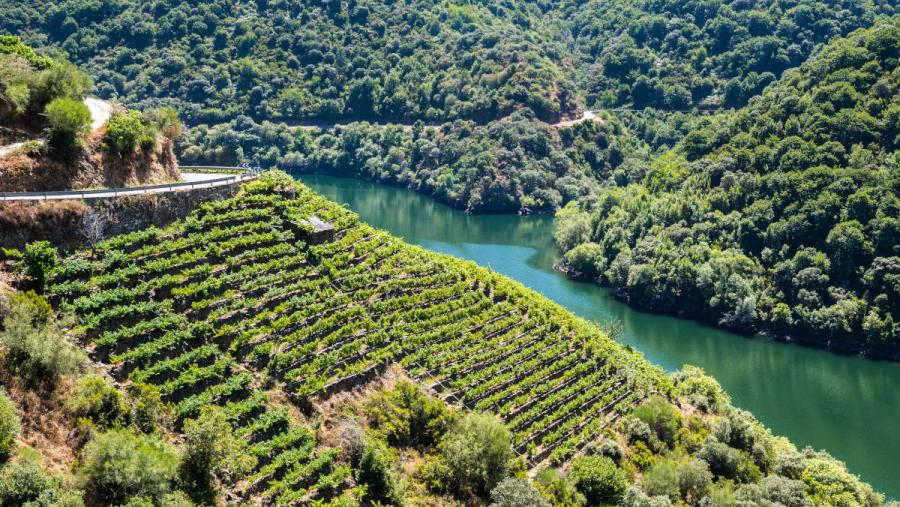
[563,0,894,109]
[5,171,879,506]
[0,37,183,192]
[0,0,578,125]
[555,20,900,358]
[181,111,642,213]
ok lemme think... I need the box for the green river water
[296,174,899,498]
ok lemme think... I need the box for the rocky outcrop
[0,134,181,192]
[0,183,239,251]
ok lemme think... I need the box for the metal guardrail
[0,171,258,201]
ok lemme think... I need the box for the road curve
[0,97,112,157]
[0,173,256,201]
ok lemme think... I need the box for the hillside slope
[29,171,885,506]
[555,20,900,358]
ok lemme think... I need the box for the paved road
[0,97,112,157]
[0,173,256,201]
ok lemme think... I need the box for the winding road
[0,97,112,157]
[0,172,256,201]
[288,109,602,131]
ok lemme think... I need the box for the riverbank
[295,173,900,499]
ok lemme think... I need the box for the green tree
[21,241,57,292]
[79,429,178,506]
[355,444,399,505]
[0,292,85,383]
[0,390,19,464]
[440,412,515,498]
[44,97,91,156]
[490,477,551,507]
[569,455,628,506]
[177,406,255,505]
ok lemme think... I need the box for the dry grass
[0,370,79,473]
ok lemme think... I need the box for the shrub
[0,390,19,463]
[672,367,731,414]
[103,111,157,154]
[366,379,455,449]
[21,241,57,292]
[534,467,585,507]
[643,458,712,503]
[622,486,673,507]
[632,397,682,448]
[355,444,399,505]
[45,97,91,156]
[0,292,85,382]
[439,412,514,498]
[569,455,628,506]
[79,429,178,506]
[489,477,551,507]
[68,374,128,429]
[178,406,254,504]
[698,438,759,483]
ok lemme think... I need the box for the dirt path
[287,110,602,132]
[0,97,112,157]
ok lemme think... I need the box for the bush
[178,406,254,505]
[355,444,399,505]
[79,429,178,506]
[490,477,550,507]
[21,241,57,292]
[632,397,681,448]
[534,467,585,507]
[569,455,628,506]
[0,390,19,463]
[103,111,157,154]
[642,458,711,503]
[698,438,759,483]
[0,292,85,382]
[45,97,91,156]
[366,379,455,449]
[439,412,514,498]
[68,374,128,429]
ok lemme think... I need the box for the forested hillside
[556,21,900,358]
[181,111,642,212]
[0,172,885,506]
[0,0,579,124]
[563,0,895,109]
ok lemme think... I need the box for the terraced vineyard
[47,173,667,504]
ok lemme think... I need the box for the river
[296,173,899,498]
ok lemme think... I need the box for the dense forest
[556,21,900,358]
[0,172,886,506]
[0,0,579,124]
[180,111,642,212]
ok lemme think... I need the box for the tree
[79,429,178,506]
[440,412,515,498]
[569,455,628,506]
[78,208,108,257]
[490,477,551,507]
[632,396,682,448]
[0,390,19,464]
[0,292,85,383]
[21,241,57,292]
[356,445,399,505]
[177,406,255,505]
[44,97,91,156]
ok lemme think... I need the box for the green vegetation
[45,96,91,155]
[28,172,883,505]
[0,289,85,383]
[556,21,900,358]
[103,108,182,155]
[0,35,90,125]
[0,391,17,464]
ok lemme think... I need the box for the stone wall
[0,183,239,251]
